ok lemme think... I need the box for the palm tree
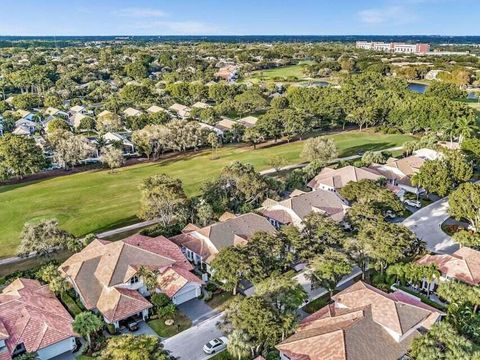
[419,264,440,296]
[227,330,254,360]
[72,312,103,349]
[137,266,158,293]
[456,117,479,143]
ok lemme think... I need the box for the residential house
[425,69,443,80]
[259,189,349,229]
[69,105,86,115]
[192,102,211,110]
[70,112,90,129]
[307,165,385,193]
[215,65,239,82]
[44,107,68,119]
[169,103,191,119]
[417,247,480,292]
[123,107,143,118]
[199,122,224,136]
[102,132,136,155]
[146,105,165,114]
[97,110,113,119]
[369,155,426,194]
[277,281,443,360]
[15,110,35,122]
[413,148,442,161]
[0,278,76,360]
[170,213,276,276]
[13,118,37,136]
[215,117,236,132]
[59,235,203,329]
[238,116,258,128]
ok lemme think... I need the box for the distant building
[356,41,430,54]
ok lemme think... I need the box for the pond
[407,82,428,94]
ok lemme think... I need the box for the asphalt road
[402,197,459,254]
[163,313,225,360]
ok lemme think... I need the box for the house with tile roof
[237,116,258,128]
[215,117,237,132]
[417,247,480,291]
[146,105,165,114]
[277,281,443,360]
[259,189,349,229]
[369,155,426,194]
[192,102,211,110]
[122,107,143,118]
[102,132,136,155]
[168,103,191,119]
[170,213,276,276]
[59,235,203,329]
[0,278,76,360]
[307,165,385,193]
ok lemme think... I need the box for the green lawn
[147,311,192,338]
[249,61,315,81]
[0,131,413,258]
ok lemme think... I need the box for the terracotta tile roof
[273,189,348,223]
[278,281,442,360]
[216,118,236,131]
[172,213,276,263]
[258,209,293,225]
[417,247,480,285]
[307,166,384,190]
[0,279,75,355]
[332,281,440,336]
[96,287,152,323]
[60,235,201,323]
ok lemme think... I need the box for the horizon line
[1,34,480,37]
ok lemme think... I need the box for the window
[130,276,139,284]
[13,343,26,356]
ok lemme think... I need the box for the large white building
[356,41,430,54]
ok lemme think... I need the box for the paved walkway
[402,197,459,254]
[96,219,159,239]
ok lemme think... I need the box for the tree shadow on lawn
[339,142,396,157]
[91,215,140,237]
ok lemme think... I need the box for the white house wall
[37,337,76,360]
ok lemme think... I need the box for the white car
[404,199,421,208]
[203,337,228,354]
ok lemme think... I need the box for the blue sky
[0,0,478,36]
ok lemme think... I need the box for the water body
[408,83,428,94]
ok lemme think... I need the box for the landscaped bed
[206,291,236,311]
[0,131,414,258]
[147,311,192,338]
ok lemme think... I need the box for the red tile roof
[0,279,75,355]
[278,281,442,360]
[60,235,202,323]
[417,247,480,285]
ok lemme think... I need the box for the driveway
[402,197,459,254]
[177,298,218,325]
[120,320,158,336]
[163,313,225,360]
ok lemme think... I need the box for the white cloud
[114,8,167,18]
[358,6,417,25]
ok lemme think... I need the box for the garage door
[173,286,199,304]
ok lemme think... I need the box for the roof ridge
[106,242,126,287]
[124,239,177,264]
